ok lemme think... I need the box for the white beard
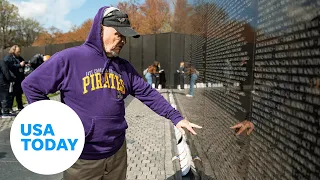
[106,50,119,58]
[110,51,119,57]
[107,51,119,57]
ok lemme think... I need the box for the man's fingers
[186,125,197,135]
[190,123,202,129]
[236,126,246,135]
[230,123,242,129]
[247,126,254,135]
[178,127,185,135]
[176,120,201,135]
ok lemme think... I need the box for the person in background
[43,55,51,62]
[145,61,159,86]
[153,61,161,88]
[24,54,51,77]
[185,63,198,97]
[28,54,51,69]
[143,66,152,85]
[177,61,185,90]
[4,45,25,112]
[158,62,166,89]
[0,59,15,118]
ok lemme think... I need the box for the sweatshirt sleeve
[128,64,184,125]
[21,54,68,104]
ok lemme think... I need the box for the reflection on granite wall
[185,0,320,179]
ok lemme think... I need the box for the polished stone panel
[186,0,320,179]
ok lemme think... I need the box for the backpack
[24,66,34,77]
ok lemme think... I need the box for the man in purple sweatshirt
[22,6,202,180]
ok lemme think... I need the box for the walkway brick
[125,92,176,180]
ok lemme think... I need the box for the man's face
[14,47,21,57]
[102,26,126,57]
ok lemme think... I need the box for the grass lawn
[12,92,60,108]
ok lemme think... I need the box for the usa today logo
[10,100,85,175]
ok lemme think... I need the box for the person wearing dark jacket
[4,45,25,111]
[177,61,185,90]
[0,59,15,117]
[24,54,51,77]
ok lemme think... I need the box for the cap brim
[114,27,140,38]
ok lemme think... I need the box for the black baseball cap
[102,7,140,38]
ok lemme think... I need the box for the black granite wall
[186,0,320,179]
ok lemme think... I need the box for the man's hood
[84,6,109,56]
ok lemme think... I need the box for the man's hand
[176,119,202,135]
[20,61,25,67]
[230,120,254,135]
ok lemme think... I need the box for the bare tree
[0,0,19,49]
[171,0,193,34]
[12,18,43,47]
[139,0,171,34]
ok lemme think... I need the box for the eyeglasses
[116,34,126,44]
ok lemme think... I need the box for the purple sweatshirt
[21,6,184,160]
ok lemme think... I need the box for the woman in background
[145,61,159,86]
[185,63,198,97]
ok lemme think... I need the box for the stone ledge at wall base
[164,92,183,180]
[179,83,224,89]
[169,90,193,177]
[174,126,193,176]
[195,83,207,88]
[172,91,202,179]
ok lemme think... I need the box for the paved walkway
[0,91,178,180]
[125,92,176,180]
